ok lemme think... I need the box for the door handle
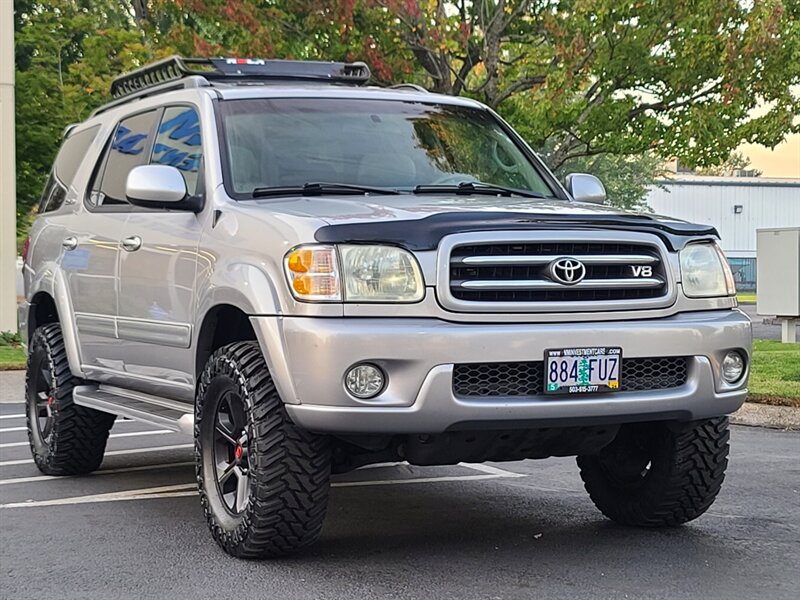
[62,236,78,251]
[121,235,142,252]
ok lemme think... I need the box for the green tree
[696,151,762,177]
[333,1,799,174]
[14,0,799,234]
[14,0,152,240]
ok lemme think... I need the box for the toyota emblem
[547,257,587,285]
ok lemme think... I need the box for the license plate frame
[544,347,622,394]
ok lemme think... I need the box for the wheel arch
[195,303,258,382]
[28,291,59,343]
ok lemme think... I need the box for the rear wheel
[196,341,331,558]
[577,418,730,527]
[25,324,115,475]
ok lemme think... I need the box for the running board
[73,385,194,435]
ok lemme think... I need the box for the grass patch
[0,346,26,371]
[736,291,757,304]
[748,340,800,407]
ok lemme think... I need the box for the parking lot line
[0,429,175,449]
[0,483,198,508]
[0,443,194,467]
[0,461,195,486]
[0,417,138,428]
[0,464,528,508]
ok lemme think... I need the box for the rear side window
[39,125,100,213]
[90,109,160,207]
[151,106,203,196]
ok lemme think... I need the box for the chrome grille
[449,241,668,304]
[453,357,689,397]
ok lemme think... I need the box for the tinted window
[219,98,555,198]
[40,125,100,213]
[92,110,159,206]
[151,106,202,195]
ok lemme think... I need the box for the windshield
[218,98,556,198]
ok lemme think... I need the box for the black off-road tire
[25,324,116,475]
[577,418,730,527]
[196,341,331,558]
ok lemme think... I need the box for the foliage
[14,0,153,243]
[12,0,800,238]
[696,151,763,177]
[0,330,23,348]
[554,152,666,211]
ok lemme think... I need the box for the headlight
[284,245,341,301]
[284,244,424,303]
[340,245,424,302]
[679,242,736,298]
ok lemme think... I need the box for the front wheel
[196,341,331,558]
[577,418,730,527]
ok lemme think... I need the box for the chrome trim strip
[458,277,664,290]
[116,317,191,348]
[436,230,677,314]
[455,254,658,266]
[74,313,117,338]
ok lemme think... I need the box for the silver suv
[19,56,752,558]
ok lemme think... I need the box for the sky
[738,134,800,178]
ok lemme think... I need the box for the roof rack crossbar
[108,55,371,102]
[92,75,210,117]
[389,83,429,93]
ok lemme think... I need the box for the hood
[240,193,717,251]
[243,193,663,222]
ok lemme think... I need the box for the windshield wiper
[413,181,547,199]
[251,182,404,198]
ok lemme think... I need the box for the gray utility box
[757,227,800,343]
[757,228,800,317]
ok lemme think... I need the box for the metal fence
[728,257,757,292]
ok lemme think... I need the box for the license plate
[545,347,621,394]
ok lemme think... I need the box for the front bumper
[251,310,751,434]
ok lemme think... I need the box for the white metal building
[645,177,800,290]
[645,177,800,258]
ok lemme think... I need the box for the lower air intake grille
[453,357,689,397]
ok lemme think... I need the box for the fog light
[721,351,745,383]
[345,364,385,399]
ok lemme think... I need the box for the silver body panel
[259,309,751,433]
[20,83,752,434]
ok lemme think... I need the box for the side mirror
[126,165,198,211]
[565,173,606,205]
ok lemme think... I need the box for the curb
[731,402,800,431]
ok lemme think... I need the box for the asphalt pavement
[0,382,798,599]
[738,303,789,341]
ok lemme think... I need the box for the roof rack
[109,55,371,100]
[389,83,429,93]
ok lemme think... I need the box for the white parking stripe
[1,418,139,429]
[0,429,175,449]
[457,462,522,477]
[0,468,526,509]
[333,472,524,487]
[0,443,193,467]
[0,461,195,486]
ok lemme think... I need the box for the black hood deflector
[314,212,718,252]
